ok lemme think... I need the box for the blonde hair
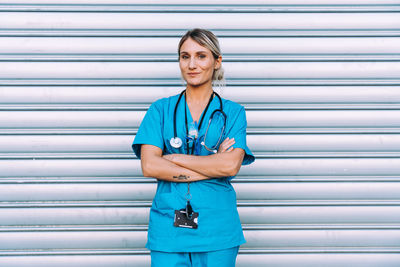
[178,28,225,90]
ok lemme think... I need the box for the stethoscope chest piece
[170,137,183,148]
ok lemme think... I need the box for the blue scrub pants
[150,246,239,267]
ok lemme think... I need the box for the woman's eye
[180,54,206,59]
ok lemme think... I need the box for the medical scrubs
[132,92,255,253]
[150,246,239,267]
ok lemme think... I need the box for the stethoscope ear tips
[170,137,183,148]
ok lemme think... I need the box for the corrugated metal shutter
[1,1,400,266]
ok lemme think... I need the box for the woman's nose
[189,57,196,69]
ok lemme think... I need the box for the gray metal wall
[1,1,400,266]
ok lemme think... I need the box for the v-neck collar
[184,92,215,128]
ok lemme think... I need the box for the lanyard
[184,91,214,155]
[183,91,214,202]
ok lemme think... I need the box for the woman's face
[179,38,221,88]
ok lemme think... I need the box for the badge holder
[174,183,198,229]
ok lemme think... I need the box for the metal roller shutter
[0,1,399,266]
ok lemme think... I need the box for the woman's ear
[215,55,222,70]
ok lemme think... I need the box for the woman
[132,28,255,267]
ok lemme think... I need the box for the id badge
[174,209,199,229]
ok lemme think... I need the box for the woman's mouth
[188,72,200,76]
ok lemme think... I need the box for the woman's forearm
[140,145,210,182]
[163,149,244,178]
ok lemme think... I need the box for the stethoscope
[170,89,227,154]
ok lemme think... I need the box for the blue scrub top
[132,92,255,253]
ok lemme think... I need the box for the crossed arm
[140,137,245,182]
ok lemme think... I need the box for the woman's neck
[185,86,213,104]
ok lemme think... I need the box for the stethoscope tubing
[170,89,226,154]
[201,109,227,153]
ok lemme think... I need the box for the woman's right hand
[218,137,235,153]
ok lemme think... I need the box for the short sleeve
[132,101,164,159]
[226,106,255,165]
